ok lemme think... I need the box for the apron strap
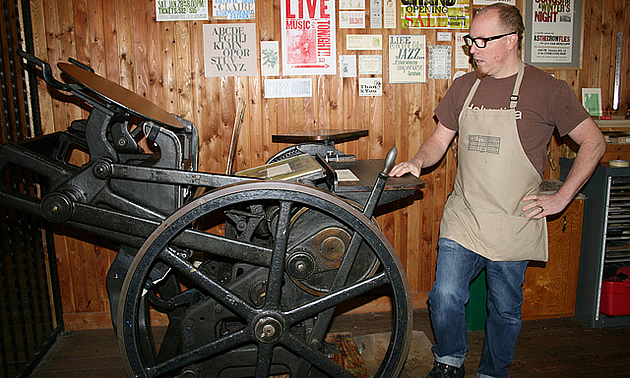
[509,62,526,109]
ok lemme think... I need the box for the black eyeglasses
[463,31,517,48]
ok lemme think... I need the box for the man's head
[466,3,524,79]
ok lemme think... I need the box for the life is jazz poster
[281,0,337,75]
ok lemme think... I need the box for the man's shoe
[426,361,465,378]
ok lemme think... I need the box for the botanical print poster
[401,0,469,29]
[530,0,575,63]
[281,0,337,75]
[261,41,280,76]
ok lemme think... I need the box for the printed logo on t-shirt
[467,104,522,120]
[468,134,501,155]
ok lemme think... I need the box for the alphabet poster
[203,24,258,77]
[281,0,337,75]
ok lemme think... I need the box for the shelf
[595,118,630,129]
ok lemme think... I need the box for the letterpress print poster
[212,0,255,20]
[281,0,337,75]
[389,34,426,83]
[530,0,575,63]
[156,0,209,21]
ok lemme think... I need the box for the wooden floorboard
[30,309,630,377]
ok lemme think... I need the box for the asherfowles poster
[389,34,426,83]
[281,0,336,75]
[203,24,258,77]
[531,0,574,63]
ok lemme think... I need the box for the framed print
[582,88,602,117]
[524,0,583,68]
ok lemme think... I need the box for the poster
[359,55,382,74]
[371,0,383,28]
[389,34,426,83]
[384,0,396,28]
[530,0,575,63]
[261,41,280,76]
[359,78,383,96]
[347,34,383,50]
[340,11,366,28]
[264,78,313,98]
[401,0,469,29]
[339,55,357,77]
[428,45,451,79]
[156,0,209,21]
[473,0,515,4]
[281,0,336,75]
[339,0,365,9]
[454,32,470,69]
[212,0,255,20]
[203,24,258,77]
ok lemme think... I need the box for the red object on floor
[600,280,630,316]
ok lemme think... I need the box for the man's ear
[507,34,519,51]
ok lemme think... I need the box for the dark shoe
[426,361,465,378]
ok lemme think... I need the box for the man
[389,3,605,378]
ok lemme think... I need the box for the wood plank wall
[23,0,630,330]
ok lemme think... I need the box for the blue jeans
[429,238,529,378]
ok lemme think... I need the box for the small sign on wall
[359,77,382,96]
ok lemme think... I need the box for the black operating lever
[362,146,398,219]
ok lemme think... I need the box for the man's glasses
[463,31,517,48]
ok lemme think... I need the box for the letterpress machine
[0,51,423,377]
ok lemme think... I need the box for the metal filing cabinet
[562,158,630,327]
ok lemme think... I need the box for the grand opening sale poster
[281,0,337,75]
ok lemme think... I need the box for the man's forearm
[557,135,605,203]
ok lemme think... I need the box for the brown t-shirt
[435,64,590,176]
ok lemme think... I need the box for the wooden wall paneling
[115,0,134,91]
[599,0,613,114]
[73,0,90,66]
[237,77,252,169]
[28,0,54,136]
[160,20,177,115]
[101,0,121,82]
[612,0,629,116]
[581,1,602,89]
[52,231,75,316]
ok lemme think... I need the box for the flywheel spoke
[281,332,354,378]
[265,200,293,309]
[253,343,274,378]
[159,247,256,319]
[285,272,388,324]
[148,328,250,377]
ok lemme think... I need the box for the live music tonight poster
[281,0,337,75]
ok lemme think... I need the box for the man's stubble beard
[473,61,487,79]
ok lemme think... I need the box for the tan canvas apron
[439,65,548,262]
